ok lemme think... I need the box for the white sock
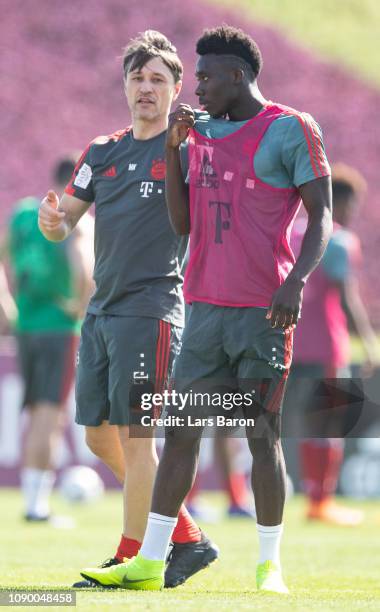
[20,468,55,518]
[140,512,178,561]
[257,523,283,567]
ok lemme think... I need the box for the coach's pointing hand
[167,104,195,149]
[38,190,66,235]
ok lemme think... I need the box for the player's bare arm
[0,234,17,330]
[340,276,380,367]
[0,232,8,262]
[165,104,195,235]
[267,175,333,330]
[38,191,91,242]
[0,264,17,333]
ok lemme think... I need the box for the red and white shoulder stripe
[295,112,330,179]
[272,104,330,179]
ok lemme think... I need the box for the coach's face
[125,57,181,123]
[195,54,238,118]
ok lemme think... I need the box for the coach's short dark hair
[196,25,263,79]
[54,155,78,187]
[122,30,183,83]
[332,163,367,203]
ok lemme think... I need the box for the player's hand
[57,297,83,319]
[166,104,195,149]
[360,347,380,378]
[38,190,65,233]
[0,308,16,335]
[266,277,304,331]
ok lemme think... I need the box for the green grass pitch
[1,489,380,610]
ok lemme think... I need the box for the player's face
[125,57,181,123]
[195,55,236,118]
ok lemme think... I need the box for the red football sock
[172,505,202,544]
[115,535,141,561]
[226,472,249,507]
[300,439,344,502]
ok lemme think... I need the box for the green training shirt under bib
[181,108,330,188]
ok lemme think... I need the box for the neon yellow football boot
[256,560,289,594]
[81,553,165,590]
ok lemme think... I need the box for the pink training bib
[184,104,302,307]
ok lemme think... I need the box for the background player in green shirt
[0,156,94,522]
[38,31,217,588]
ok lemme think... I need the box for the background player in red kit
[290,163,379,525]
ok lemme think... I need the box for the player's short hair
[196,25,263,79]
[332,163,367,202]
[122,30,183,83]
[54,155,78,187]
